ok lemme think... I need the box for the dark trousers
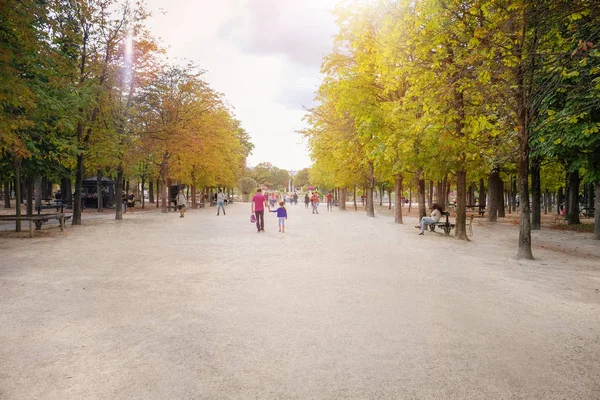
[255,210,264,231]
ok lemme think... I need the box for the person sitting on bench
[415,203,444,235]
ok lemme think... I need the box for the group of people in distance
[251,188,335,233]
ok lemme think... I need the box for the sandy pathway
[1,203,599,399]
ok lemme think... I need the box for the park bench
[466,205,486,217]
[37,202,64,214]
[428,211,456,235]
[0,213,71,238]
[581,207,595,219]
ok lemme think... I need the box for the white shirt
[431,209,442,223]
[217,192,225,202]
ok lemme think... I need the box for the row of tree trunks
[149,180,154,203]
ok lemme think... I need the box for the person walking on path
[311,191,320,214]
[176,190,187,218]
[251,188,269,232]
[304,193,310,209]
[415,203,443,235]
[127,191,136,213]
[326,191,333,211]
[269,201,288,233]
[216,189,226,216]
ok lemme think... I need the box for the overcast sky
[144,0,340,171]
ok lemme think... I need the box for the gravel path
[1,203,599,399]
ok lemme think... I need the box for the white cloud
[143,0,338,170]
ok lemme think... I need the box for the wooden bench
[0,213,71,238]
[581,208,595,219]
[428,211,456,235]
[37,202,64,214]
[466,205,486,217]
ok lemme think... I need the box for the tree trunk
[388,189,392,210]
[366,187,375,217]
[26,179,33,217]
[531,159,541,229]
[72,153,83,225]
[148,179,154,203]
[543,189,549,215]
[156,179,160,208]
[62,174,72,209]
[467,183,474,206]
[191,185,196,209]
[14,157,21,232]
[34,176,42,210]
[340,187,347,210]
[160,160,168,213]
[446,178,451,208]
[408,186,412,214]
[428,180,433,208]
[455,170,468,240]
[487,169,499,222]
[418,176,426,219]
[394,174,403,224]
[141,176,145,209]
[115,167,123,220]
[353,186,357,211]
[508,176,513,214]
[516,125,533,259]
[497,175,505,218]
[594,182,600,240]
[379,185,383,207]
[478,178,486,208]
[566,169,581,225]
[97,169,103,212]
[366,163,375,217]
[588,183,594,210]
[3,180,10,208]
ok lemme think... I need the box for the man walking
[216,189,226,216]
[251,188,269,232]
[311,191,319,214]
[326,191,333,211]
